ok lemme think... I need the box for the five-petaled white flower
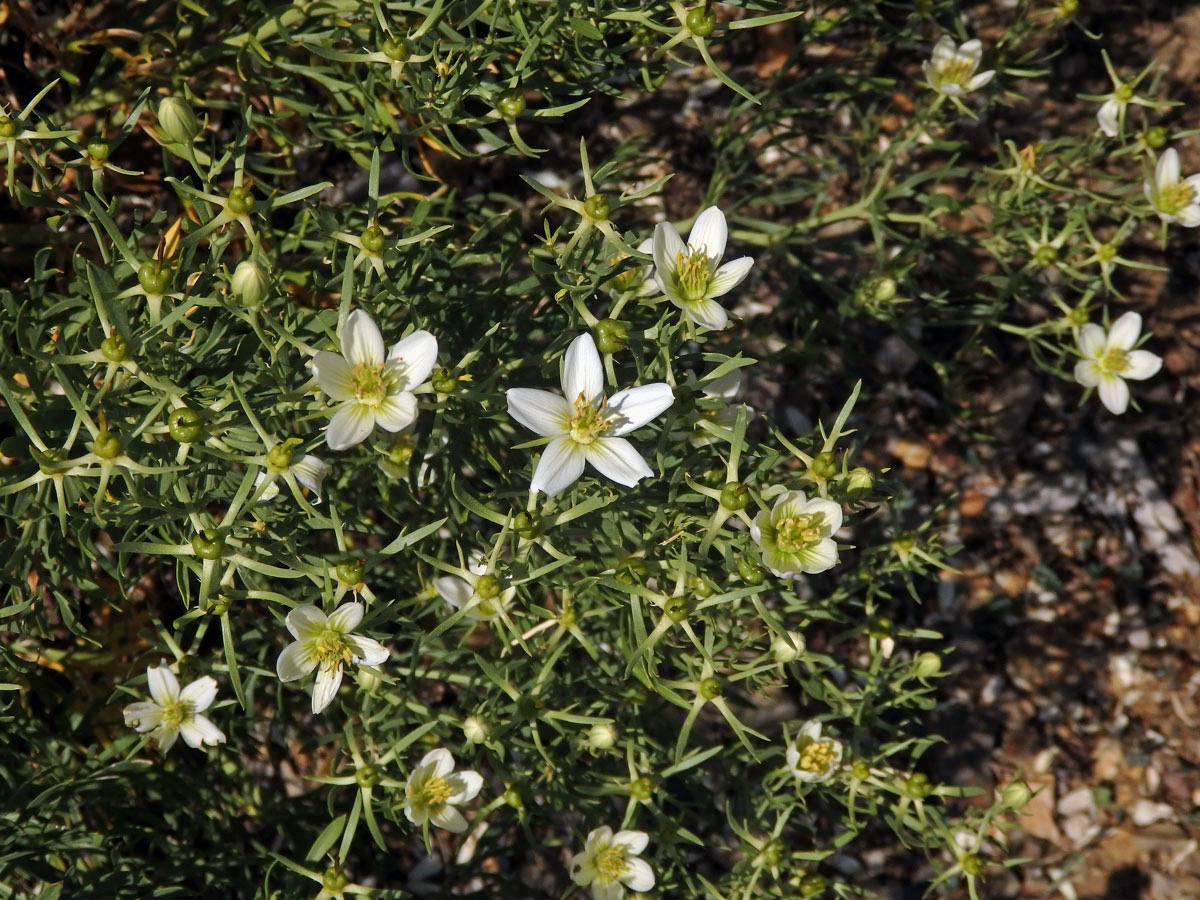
[276,602,389,714]
[506,333,673,496]
[313,309,437,450]
[403,748,484,833]
[123,663,225,753]
[786,719,844,783]
[570,826,655,900]
[922,36,995,97]
[1073,311,1162,415]
[435,553,514,621]
[652,206,753,331]
[751,490,843,577]
[1144,148,1200,227]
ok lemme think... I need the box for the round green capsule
[167,407,204,443]
[191,529,225,560]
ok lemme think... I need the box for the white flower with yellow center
[922,36,995,97]
[1073,312,1162,415]
[570,826,655,900]
[276,603,389,714]
[506,333,673,496]
[1144,148,1200,227]
[435,554,514,621]
[751,490,843,577]
[786,719,844,784]
[403,748,483,833]
[123,664,225,753]
[652,206,754,331]
[312,309,437,450]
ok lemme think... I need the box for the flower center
[568,393,613,445]
[674,247,714,303]
[776,514,825,554]
[418,775,453,808]
[1097,347,1130,375]
[315,628,353,668]
[797,739,838,775]
[595,846,628,881]
[351,362,392,407]
[1158,180,1196,215]
[159,698,195,730]
[936,56,974,87]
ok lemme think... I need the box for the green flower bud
[354,764,380,788]
[685,7,717,37]
[719,481,749,511]
[629,776,654,801]
[845,466,874,493]
[0,115,18,139]
[167,407,204,443]
[137,260,171,295]
[100,333,129,363]
[92,429,121,460]
[913,651,942,680]
[583,193,610,221]
[475,573,502,600]
[1034,245,1058,268]
[266,439,299,473]
[587,721,617,750]
[872,276,898,303]
[851,760,871,781]
[87,140,111,162]
[503,786,524,809]
[614,555,648,584]
[225,186,256,216]
[960,854,982,877]
[770,631,805,663]
[514,510,542,540]
[810,451,837,479]
[799,873,827,898]
[191,529,225,561]
[430,367,458,394]
[698,676,721,700]
[593,317,628,354]
[1067,305,1090,327]
[904,772,932,799]
[231,259,269,308]
[336,560,364,586]
[1145,125,1167,149]
[463,715,489,743]
[360,223,385,253]
[321,866,349,893]
[1000,780,1032,810]
[495,89,526,119]
[156,97,200,144]
[382,37,409,61]
[664,596,689,622]
[761,839,784,867]
[735,554,765,585]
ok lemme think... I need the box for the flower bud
[463,715,489,743]
[157,97,200,144]
[593,317,628,353]
[719,481,749,511]
[1145,125,1167,149]
[913,651,942,680]
[771,630,806,663]
[629,776,654,801]
[0,115,18,139]
[685,7,717,37]
[231,259,269,308]
[904,772,932,799]
[960,854,982,876]
[583,193,610,221]
[872,276,898,303]
[503,786,525,809]
[100,333,129,363]
[495,89,526,119]
[167,407,204,443]
[1000,780,1032,810]
[845,466,874,493]
[760,839,784,867]
[92,429,121,460]
[587,721,617,750]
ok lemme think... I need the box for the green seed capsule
[735,554,765,585]
[1145,125,1167,149]
[593,317,628,354]
[336,561,364,586]
[629,776,654,801]
[0,115,18,139]
[503,786,524,808]
[354,765,380,788]
[583,193,610,221]
[905,772,932,799]
[867,615,892,640]
[960,854,982,877]
[430,368,458,394]
[35,447,64,475]
[360,224,385,253]
[664,596,689,622]
[88,140,111,162]
[761,839,784,867]
[719,481,749,511]
[226,186,256,216]
[1000,781,1032,809]
[810,451,837,479]
[698,676,721,699]
[496,89,526,119]
[137,260,171,295]
[1034,245,1058,268]
[167,407,204,443]
[851,760,871,781]
[100,334,129,363]
[799,873,827,898]
[514,510,542,540]
[685,7,717,37]
[191,529,225,560]
[475,573,501,600]
[322,866,349,893]
[382,37,409,61]
[92,429,121,460]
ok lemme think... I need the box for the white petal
[345,634,389,667]
[687,206,728,264]
[1074,359,1102,388]
[586,826,614,847]
[387,329,438,391]
[795,537,840,573]
[799,719,823,741]
[254,472,280,502]
[571,854,598,886]
[1123,349,1162,380]
[530,436,587,496]
[341,309,386,367]
[435,575,474,610]
[1179,205,1200,228]
[1107,311,1142,351]
[957,39,983,64]
[937,82,964,97]
[801,496,844,534]
[1077,323,1107,359]
[291,455,331,500]
[606,383,674,435]
[709,257,754,297]
[1157,148,1180,189]
[326,403,375,450]
[966,69,995,91]
[374,392,418,432]
[312,351,356,402]
[179,714,225,748]
[592,880,625,900]
[328,602,365,633]
[276,640,317,682]
[179,675,218,712]
[1097,373,1130,414]
[681,297,728,331]
[147,665,180,706]
[1097,98,1120,136]
[445,770,483,803]
[584,437,653,487]
[621,858,655,892]
[506,388,572,436]
[612,830,649,855]
[311,664,343,714]
[419,747,456,777]
[156,726,180,754]
[772,490,812,520]
[562,333,605,406]
[430,804,468,833]
[286,604,328,640]
[123,701,162,730]
[652,221,685,283]
[930,35,957,66]
[703,368,743,400]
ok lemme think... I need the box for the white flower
[751,490,843,577]
[1073,312,1162,415]
[506,333,674,496]
[1144,148,1200,227]
[434,553,514,621]
[1096,97,1123,138]
[691,367,751,447]
[570,826,655,900]
[605,238,658,299]
[255,445,331,503]
[276,602,389,714]
[123,664,225,753]
[785,719,844,783]
[312,309,437,450]
[922,36,995,97]
[652,206,754,331]
[403,748,483,833]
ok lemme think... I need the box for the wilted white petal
[254,472,281,502]
[1097,98,1120,137]
[291,455,331,500]
[311,664,343,714]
